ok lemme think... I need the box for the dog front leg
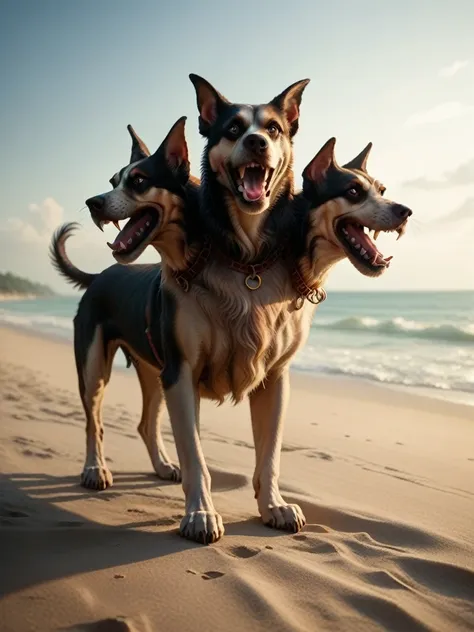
[164,362,224,544]
[249,369,305,532]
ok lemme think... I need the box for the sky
[0,0,473,293]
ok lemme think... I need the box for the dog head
[85,117,190,264]
[300,139,412,278]
[189,74,309,255]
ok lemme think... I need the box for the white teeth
[140,227,144,233]
[360,248,367,255]
[119,241,126,250]
[99,220,105,232]
[373,230,380,241]
[146,221,150,227]
[355,244,361,250]
[127,238,132,245]
[364,254,369,259]
[351,237,356,243]
[342,228,348,235]
[238,166,245,179]
[238,185,244,192]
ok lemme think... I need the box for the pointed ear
[343,142,373,172]
[303,138,337,184]
[189,73,230,136]
[161,116,189,174]
[127,124,150,163]
[270,78,310,137]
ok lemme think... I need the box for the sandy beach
[0,324,473,631]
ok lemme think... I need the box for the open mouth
[334,218,405,273]
[227,162,274,204]
[106,207,160,261]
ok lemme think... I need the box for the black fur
[49,223,96,290]
[302,166,370,208]
[123,142,190,200]
[73,263,171,372]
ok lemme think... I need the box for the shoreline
[1,323,473,416]
[0,293,45,302]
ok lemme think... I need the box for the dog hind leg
[164,362,223,544]
[76,325,114,490]
[135,360,181,482]
[249,368,306,532]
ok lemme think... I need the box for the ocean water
[1,291,473,406]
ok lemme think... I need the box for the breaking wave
[313,316,474,344]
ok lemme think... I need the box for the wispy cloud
[404,102,473,128]
[404,157,474,189]
[5,198,64,244]
[439,60,469,78]
[436,197,474,224]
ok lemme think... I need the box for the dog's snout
[85,195,105,214]
[392,204,412,221]
[244,133,268,155]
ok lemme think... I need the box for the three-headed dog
[53,77,412,547]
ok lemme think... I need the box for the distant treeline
[0,272,55,296]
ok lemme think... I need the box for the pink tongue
[108,214,151,252]
[243,168,265,201]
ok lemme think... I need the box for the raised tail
[49,222,97,290]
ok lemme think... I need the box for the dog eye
[227,123,241,137]
[267,123,280,136]
[346,185,362,199]
[131,175,146,187]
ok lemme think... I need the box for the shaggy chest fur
[165,261,315,403]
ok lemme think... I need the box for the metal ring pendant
[245,274,262,290]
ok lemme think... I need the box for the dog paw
[80,465,113,490]
[154,461,182,483]
[180,511,225,545]
[261,503,306,533]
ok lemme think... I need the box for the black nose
[85,195,105,214]
[244,133,268,155]
[392,204,412,220]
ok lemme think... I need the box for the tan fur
[80,331,181,489]
[168,259,313,403]
[80,325,115,490]
[135,359,180,481]
[148,191,191,271]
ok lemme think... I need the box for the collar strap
[291,265,327,306]
[173,237,212,292]
[224,243,287,276]
[145,276,164,371]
